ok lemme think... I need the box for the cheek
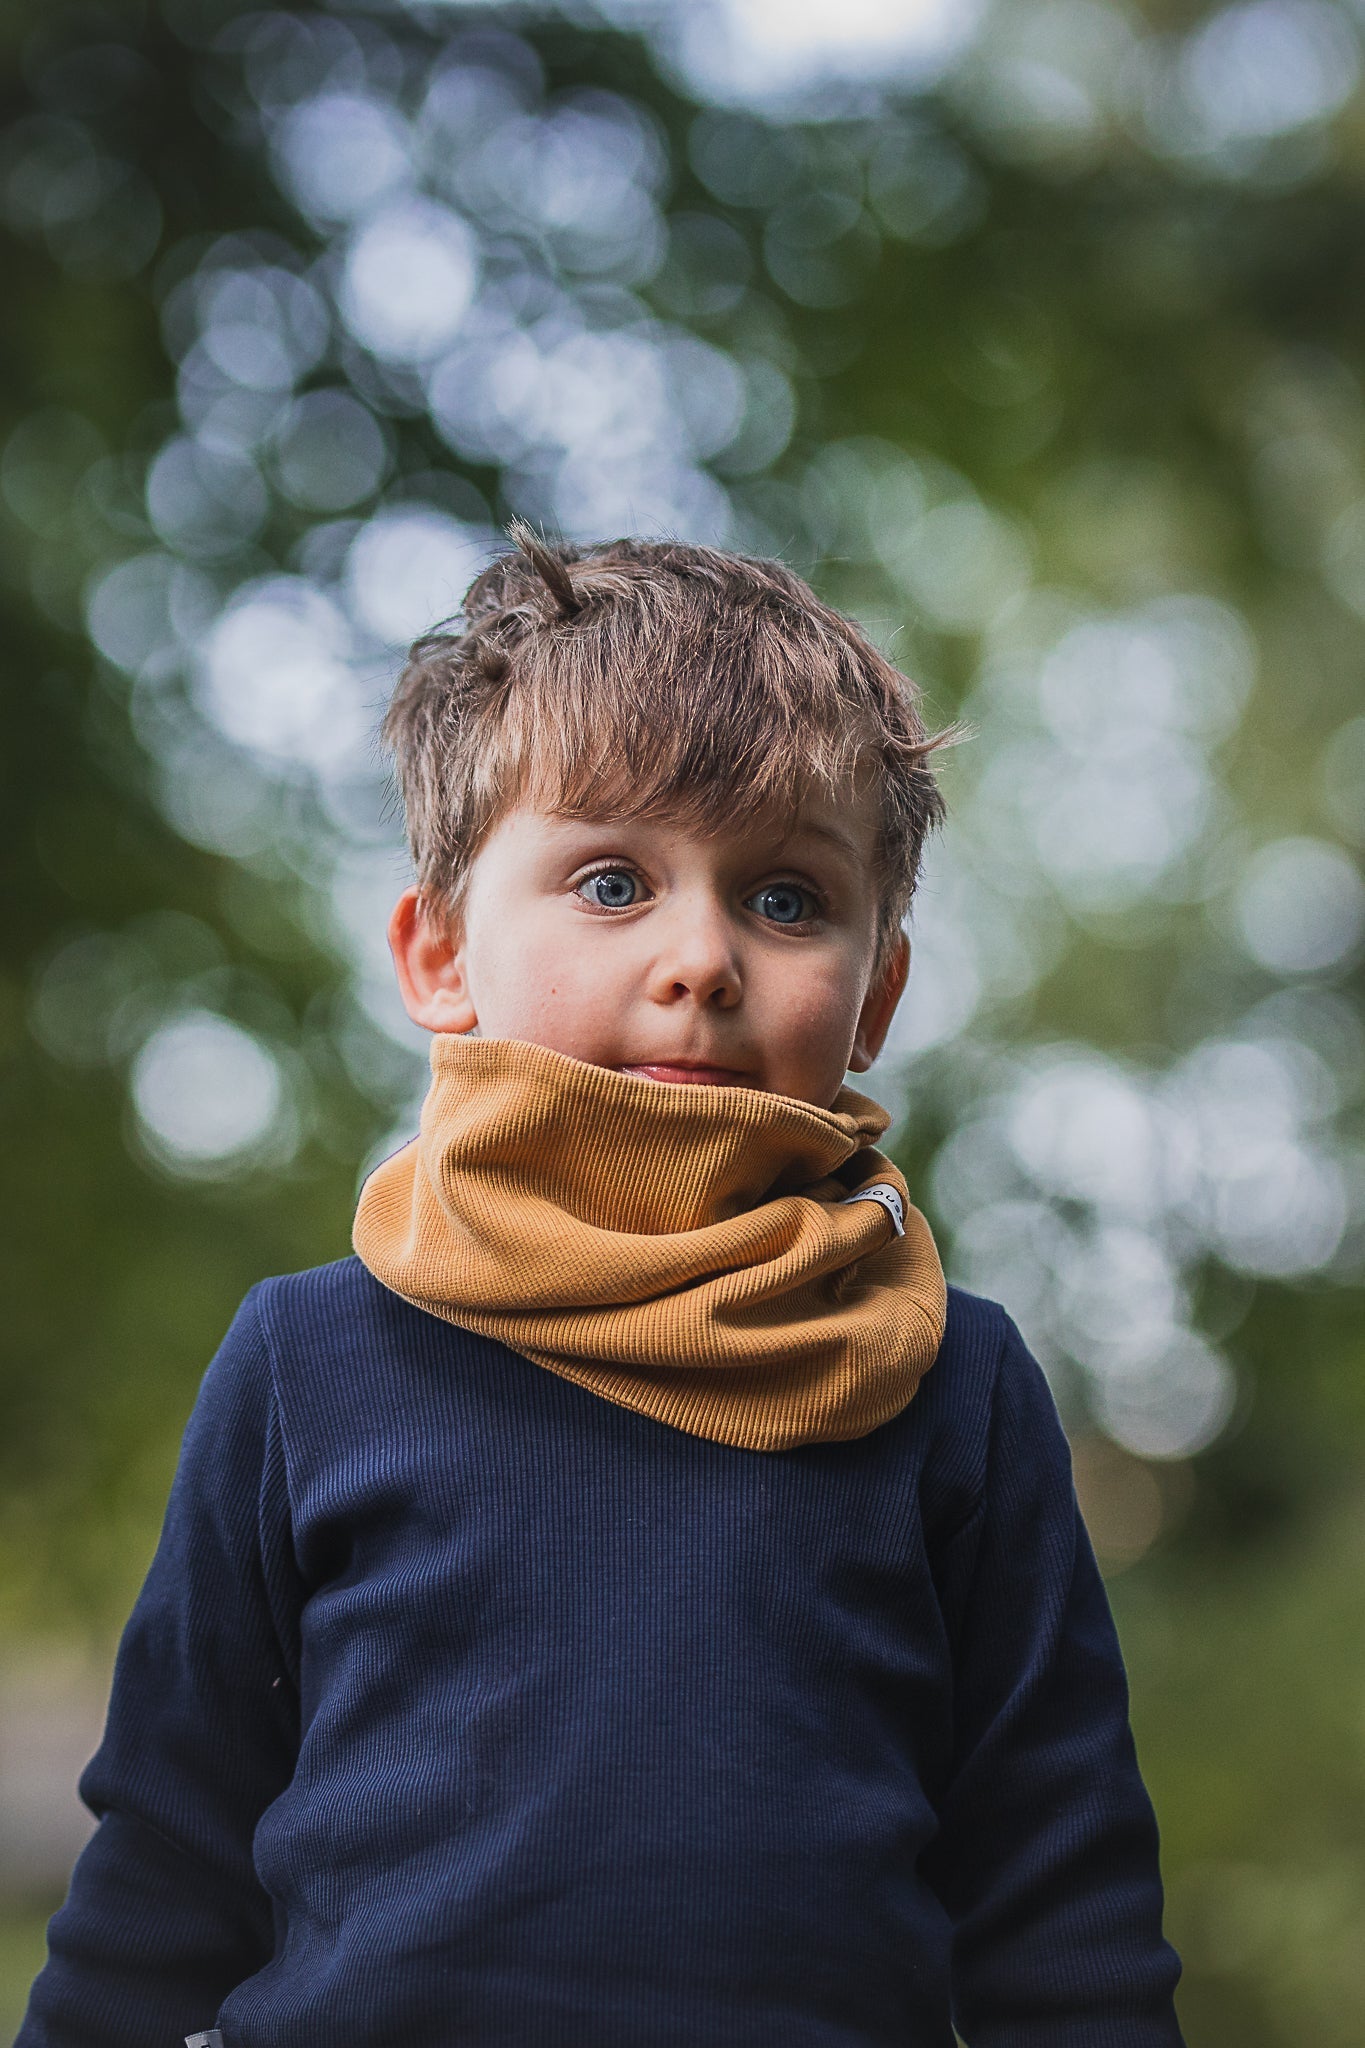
[760,949,865,1040]
[469,910,623,1034]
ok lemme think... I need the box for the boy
[19,530,1186,2046]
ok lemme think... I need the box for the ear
[388,887,478,1035]
[848,930,910,1073]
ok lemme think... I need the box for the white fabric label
[840,1183,905,1237]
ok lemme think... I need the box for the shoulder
[929,1286,1054,1418]
[251,1250,485,1352]
[224,1257,459,1481]
[251,1252,397,1334]
[938,1283,1010,1368]
[912,1285,1059,1522]
[246,1254,450,1387]
[917,1282,1011,1436]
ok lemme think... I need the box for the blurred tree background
[2,0,1364,2037]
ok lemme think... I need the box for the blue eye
[748,882,815,926]
[579,869,639,908]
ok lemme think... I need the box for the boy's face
[389,786,909,1110]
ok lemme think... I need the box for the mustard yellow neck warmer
[352,1035,946,1452]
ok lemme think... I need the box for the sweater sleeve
[17,1289,302,2048]
[921,1313,1186,2048]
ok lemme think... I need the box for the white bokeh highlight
[345,510,492,649]
[197,578,370,774]
[1234,837,1365,974]
[340,200,479,363]
[131,1013,285,1172]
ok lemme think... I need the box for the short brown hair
[383,526,951,978]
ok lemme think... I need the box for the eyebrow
[785,818,862,863]
[545,809,864,865]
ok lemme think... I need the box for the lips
[619,1061,755,1087]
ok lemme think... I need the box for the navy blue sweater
[19,1259,1184,2047]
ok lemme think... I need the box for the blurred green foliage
[2,1,1364,2041]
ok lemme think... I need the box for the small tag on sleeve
[185,2033,224,2047]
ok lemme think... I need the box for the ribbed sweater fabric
[19,1260,1185,2048]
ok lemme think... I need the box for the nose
[644,895,743,1010]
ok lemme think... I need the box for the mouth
[618,1061,756,1088]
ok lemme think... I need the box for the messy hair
[384,525,952,979]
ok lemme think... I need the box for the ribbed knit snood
[352,1034,946,1450]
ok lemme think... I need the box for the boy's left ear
[848,931,910,1073]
